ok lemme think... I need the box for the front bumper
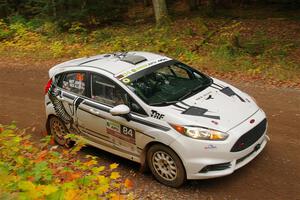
[170,109,268,180]
[188,135,268,179]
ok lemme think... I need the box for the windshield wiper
[149,100,179,106]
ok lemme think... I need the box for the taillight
[45,78,53,95]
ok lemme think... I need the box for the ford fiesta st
[45,51,269,187]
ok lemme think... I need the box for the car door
[55,71,87,123]
[76,73,152,161]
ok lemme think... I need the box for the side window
[62,72,86,96]
[91,74,126,107]
[91,74,147,116]
[156,66,173,76]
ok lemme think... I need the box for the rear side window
[54,73,63,85]
[62,72,86,96]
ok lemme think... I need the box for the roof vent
[120,54,147,65]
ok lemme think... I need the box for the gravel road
[0,61,299,200]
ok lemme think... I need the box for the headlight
[170,124,228,141]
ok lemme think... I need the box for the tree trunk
[207,0,216,15]
[51,0,57,18]
[188,0,198,11]
[152,0,169,25]
[144,0,150,7]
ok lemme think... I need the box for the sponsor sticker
[204,144,217,150]
[115,58,168,80]
[106,120,135,144]
[122,78,131,84]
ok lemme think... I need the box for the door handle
[56,95,64,101]
[89,108,100,115]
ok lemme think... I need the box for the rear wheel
[147,144,186,187]
[49,116,73,148]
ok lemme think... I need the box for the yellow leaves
[18,181,58,199]
[84,159,98,167]
[96,184,109,195]
[105,163,120,183]
[110,172,120,180]
[97,175,109,185]
[36,184,58,196]
[124,178,134,189]
[18,182,58,198]
[111,194,126,200]
[65,189,81,200]
[16,155,25,165]
[109,163,119,170]
[92,166,105,174]
[18,180,35,191]
[50,41,64,58]
[63,149,69,155]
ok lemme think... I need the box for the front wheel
[147,144,186,187]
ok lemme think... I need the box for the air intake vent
[121,54,147,65]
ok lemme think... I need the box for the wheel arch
[140,141,186,178]
[46,114,57,135]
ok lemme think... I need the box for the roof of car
[50,51,172,77]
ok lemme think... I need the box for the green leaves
[32,161,53,183]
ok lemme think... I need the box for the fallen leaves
[84,159,98,167]
[110,172,121,180]
[110,163,119,170]
[124,178,134,189]
[34,150,48,162]
[0,124,132,199]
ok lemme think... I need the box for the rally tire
[49,116,74,148]
[147,144,186,187]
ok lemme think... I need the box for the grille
[231,119,267,152]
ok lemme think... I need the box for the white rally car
[45,52,268,187]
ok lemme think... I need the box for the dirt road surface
[0,61,300,200]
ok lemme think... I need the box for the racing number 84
[121,125,135,138]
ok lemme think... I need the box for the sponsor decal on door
[106,120,135,144]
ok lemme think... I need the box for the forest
[1,0,299,88]
[1,0,300,25]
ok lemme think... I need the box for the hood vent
[120,54,147,65]
[182,106,220,120]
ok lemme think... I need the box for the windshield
[122,61,212,106]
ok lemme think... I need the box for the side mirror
[110,104,130,116]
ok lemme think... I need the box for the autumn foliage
[0,123,134,199]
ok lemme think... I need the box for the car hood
[157,79,259,133]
